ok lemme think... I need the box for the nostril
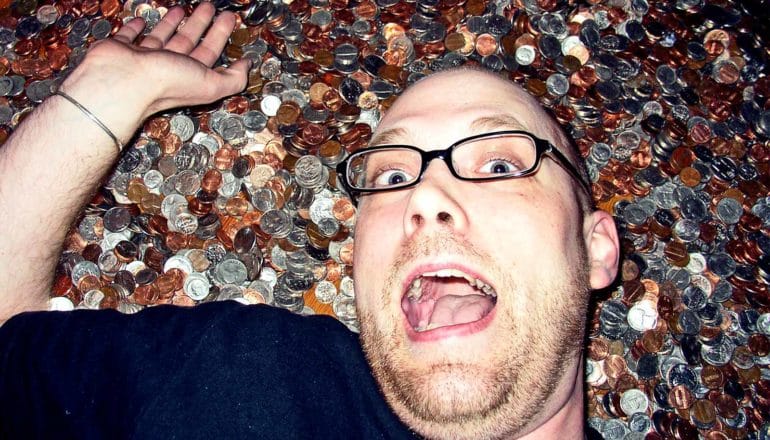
[437,211,452,224]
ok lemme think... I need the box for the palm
[89,3,249,118]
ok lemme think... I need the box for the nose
[403,159,469,238]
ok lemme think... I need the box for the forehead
[373,70,558,145]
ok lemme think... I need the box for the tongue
[420,277,495,329]
[428,293,495,328]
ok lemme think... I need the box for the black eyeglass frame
[336,130,592,201]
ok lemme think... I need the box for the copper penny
[748,334,770,357]
[668,384,694,410]
[133,283,160,306]
[664,240,690,266]
[332,198,355,223]
[475,33,498,57]
[690,399,717,428]
[201,169,223,193]
[679,166,701,187]
[713,393,739,418]
[700,365,725,389]
[641,330,664,353]
[603,354,627,379]
[445,32,467,52]
[587,337,610,361]
[276,102,301,125]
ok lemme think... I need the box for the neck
[517,362,586,440]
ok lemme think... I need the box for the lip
[400,260,497,342]
[401,261,495,295]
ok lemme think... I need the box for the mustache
[386,232,493,282]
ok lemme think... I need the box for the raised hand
[60,2,251,138]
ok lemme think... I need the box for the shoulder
[0,301,360,362]
[1,300,349,333]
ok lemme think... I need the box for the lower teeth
[415,323,440,332]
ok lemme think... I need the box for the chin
[356,272,591,440]
[358,310,534,440]
[397,363,508,421]
[355,233,592,439]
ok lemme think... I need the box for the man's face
[352,70,612,439]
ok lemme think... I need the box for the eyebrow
[368,114,529,147]
[369,127,408,146]
[470,115,528,132]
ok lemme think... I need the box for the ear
[583,210,620,290]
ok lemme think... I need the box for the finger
[137,34,163,49]
[164,2,216,54]
[188,11,237,67]
[219,59,251,95]
[139,6,185,49]
[112,18,146,44]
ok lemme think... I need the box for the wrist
[52,90,124,153]
[57,42,161,144]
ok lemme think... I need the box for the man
[349,69,619,439]
[0,4,619,439]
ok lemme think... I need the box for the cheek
[354,202,401,262]
[473,192,580,264]
[353,202,404,306]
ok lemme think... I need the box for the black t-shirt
[0,301,418,439]
[0,301,605,439]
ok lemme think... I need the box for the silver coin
[259,209,292,238]
[294,155,325,188]
[314,280,337,304]
[82,289,105,309]
[218,116,246,141]
[174,212,198,235]
[184,272,211,300]
[71,260,100,285]
[309,196,334,225]
[49,296,74,311]
[97,251,121,275]
[163,255,194,275]
[216,259,248,285]
[619,388,648,416]
[91,19,112,40]
[170,114,195,142]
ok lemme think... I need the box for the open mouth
[401,268,498,333]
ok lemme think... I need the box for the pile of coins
[1,0,769,437]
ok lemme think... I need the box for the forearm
[0,77,141,320]
[0,4,247,322]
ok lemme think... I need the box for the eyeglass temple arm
[546,145,594,199]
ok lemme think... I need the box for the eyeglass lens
[347,133,538,190]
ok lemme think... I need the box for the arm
[0,3,250,322]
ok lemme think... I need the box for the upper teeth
[407,268,497,301]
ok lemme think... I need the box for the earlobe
[583,210,620,290]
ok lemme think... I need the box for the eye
[372,168,414,187]
[478,158,522,174]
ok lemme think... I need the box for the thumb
[151,59,252,114]
[214,59,251,98]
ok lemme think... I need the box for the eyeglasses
[336,130,592,201]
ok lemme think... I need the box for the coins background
[1,0,770,437]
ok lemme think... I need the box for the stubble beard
[357,234,591,439]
